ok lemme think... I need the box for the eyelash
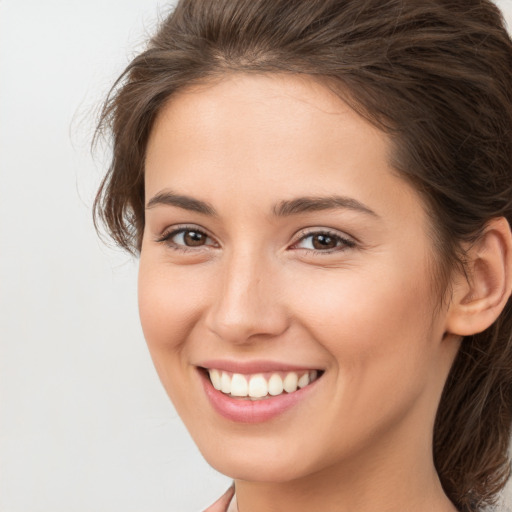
[291,229,357,254]
[155,225,216,253]
[155,226,356,255]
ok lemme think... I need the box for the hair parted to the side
[93,1,512,510]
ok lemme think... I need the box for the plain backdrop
[1,1,512,511]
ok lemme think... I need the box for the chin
[196,435,324,483]
[209,457,308,483]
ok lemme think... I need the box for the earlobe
[445,217,512,337]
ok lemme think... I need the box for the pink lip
[198,368,321,424]
[197,359,321,374]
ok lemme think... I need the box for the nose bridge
[206,245,288,343]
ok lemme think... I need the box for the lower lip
[199,369,320,423]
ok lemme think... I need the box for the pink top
[203,486,237,512]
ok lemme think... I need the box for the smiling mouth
[202,368,323,400]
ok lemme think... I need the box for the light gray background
[1,1,512,511]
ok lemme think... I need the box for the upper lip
[197,359,324,374]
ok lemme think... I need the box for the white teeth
[220,372,231,394]
[231,373,248,397]
[297,373,310,388]
[268,373,284,396]
[210,369,222,390]
[283,372,298,393]
[207,369,321,399]
[248,374,268,398]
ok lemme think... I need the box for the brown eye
[311,234,337,250]
[158,227,216,249]
[183,230,207,246]
[293,230,356,252]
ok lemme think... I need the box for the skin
[139,73,467,512]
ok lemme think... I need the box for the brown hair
[94,1,512,510]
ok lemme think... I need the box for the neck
[234,467,456,512]
[233,414,458,512]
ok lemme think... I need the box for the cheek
[279,265,441,463]
[137,255,209,364]
[292,263,434,344]
[288,260,438,399]
[137,256,215,418]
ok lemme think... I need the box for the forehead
[147,73,383,159]
[144,72,423,224]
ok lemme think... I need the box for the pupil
[184,231,205,246]
[312,234,336,250]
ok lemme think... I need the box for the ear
[445,217,512,337]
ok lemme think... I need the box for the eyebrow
[146,190,378,218]
[273,195,378,218]
[146,190,217,216]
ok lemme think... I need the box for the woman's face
[140,74,457,482]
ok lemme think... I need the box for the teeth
[297,373,310,388]
[231,373,248,397]
[207,369,321,399]
[209,369,222,390]
[268,373,284,396]
[283,372,298,393]
[248,374,268,398]
[221,372,231,394]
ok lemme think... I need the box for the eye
[156,226,217,250]
[173,229,209,247]
[292,230,356,252]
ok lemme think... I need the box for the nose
[204,250,290,344]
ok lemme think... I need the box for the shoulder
[202,485,235,512]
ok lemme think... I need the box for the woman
[94,1,512,510]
